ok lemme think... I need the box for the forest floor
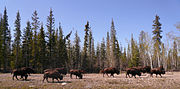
[0,72,180,89]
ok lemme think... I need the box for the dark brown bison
[44,68,67,75]
[150,66,165,77]
[126,68,141,78]
[101,67,120,77]
[43,70,63,83]
[11,67,34,80]
[69,69,83,79]
[21,67,34,76]
[142,66,151,73]
[131,66,151,73]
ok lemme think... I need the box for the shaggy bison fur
[11,67,34,80]
[100,67,120,77]
[150,66,165,77]
[126,68,141,78]
[43,70,63,82]
[44,68,67,75]
[69,69,83,79]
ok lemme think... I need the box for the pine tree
[129,34,140,67]
[73,31,81,69]
[22,21,31,67]
[110,19,118,67]
[82,21,89,71]
[88,30,93,72]
[100,38,106,69]
[13,11,21,68]
[46,8,55,68]
[106,32,111,67]
[31,10,40,69]
[51,30,56,68]
[115,40,121,70]
[37,24,46,73]
[0,16,2,69]
[121,48,127,70]
[1,7,11,71]
[152,15,163,67]
[91,38,95,72]
[96,43,101,72]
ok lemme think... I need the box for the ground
[0,72,180,89]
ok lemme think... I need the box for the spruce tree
[37,24,46,73]
[82,21,89,71]
[106,32,111,67]
[73,31,81,69]
[2,7,10,71]
[46,8,55,68]
[31,10,40,69]
[0,16,2,69]
[13,11,21,68]
[130,34,140,67]
[152,15,162,67]
[22,21,31,67]
[100,38,106,69]
[110,19,118,67]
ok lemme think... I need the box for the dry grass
[0,72,180,89]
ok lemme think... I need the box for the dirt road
[0,72,180,89]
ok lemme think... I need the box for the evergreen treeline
[0,8,179,73]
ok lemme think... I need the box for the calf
[101,67,120,77]
[69,69,83,79]
[150,66,165,77]
[43,70,63,82]
[126,68,141,78]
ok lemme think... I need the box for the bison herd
[11,66,166,83]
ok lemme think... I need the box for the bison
[126,68,141,78]
[21,67,34,76]
[44,68,67,75]
[100,67,120,77]
[69,69,83,79]
[43,70,63,83]
[150,66,165,77]
[131,66,151,74]
[11,67,34,80]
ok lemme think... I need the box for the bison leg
[126,73,128,78]
[156,74,157,77]
[111,73,114,77]
[52,78,54,83]
[25,75,28,80]
[12,75,15,80]
[134,75,136,78]
[106,73,109,77]
[150,73,153,77]
[15,75,19,80]
[46,77,49,82]
[70,73,73,79]
[160,74,162,77]
[76,75,77,79]
[43,77,45,82]
[55,78,59,82]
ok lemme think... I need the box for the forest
[0,8,179,73]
